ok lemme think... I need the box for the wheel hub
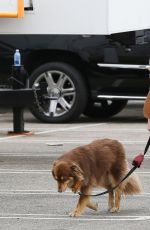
[49,87,61,99]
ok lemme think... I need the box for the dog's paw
[71,188,78,193]
[69,210,81,217]
[71,184,80,193]
[109,207,120,213]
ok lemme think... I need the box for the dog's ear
[52,160,58,178]
[52,160,58,168]
[71,163,84,181]
[52,169,55,178]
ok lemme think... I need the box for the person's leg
[148,118,150,131]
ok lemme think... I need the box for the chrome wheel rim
[33,70,76,117]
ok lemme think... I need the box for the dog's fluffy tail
[121,172,142,195]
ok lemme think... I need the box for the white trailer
[0,0,150,35]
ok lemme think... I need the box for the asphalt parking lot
[0,101,150,230]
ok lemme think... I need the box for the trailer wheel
[84,99,127,118]
[29,62,87,123]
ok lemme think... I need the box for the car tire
[84,99,128,118]
[29,62,88,123]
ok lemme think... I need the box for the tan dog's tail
[122,172,142,195]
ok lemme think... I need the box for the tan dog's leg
[114,188,121,212]
[108,191,115,212]
[69,195,89,217]
[71,181,82,193]
[70,194,98,217]
[108,189,121,213]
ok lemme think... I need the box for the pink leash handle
[132,154,144,168]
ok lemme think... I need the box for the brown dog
[52,138,142,217]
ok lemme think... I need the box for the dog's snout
[57,182,68,193]
[58,188,63,193]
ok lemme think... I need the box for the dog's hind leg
[108,189,121,213]
[114,188,121,212]
[108,191,115,212]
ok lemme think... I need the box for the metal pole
[12,65,25,134]
[13,107,24,133]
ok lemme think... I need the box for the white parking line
[0,190,149,196]
[0,154,57,157]
[0,214,149,221]
[0,170,50,174]
[0,123,149,143]
[0,127,148,132]
[0,152,149,158]
[0,137,147,144]
[0,139,149,145]
[0,169,149,174]
[0,152,149,157]
[0,123,105,142]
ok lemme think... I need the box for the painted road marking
[0,170,51,174]
[0,169,149,174]
[0,139,149,145]
[0,124,149,142]
[0,190,149,196]
[0,127,148,131]
[0,214,149,221]
[0,123,106,141]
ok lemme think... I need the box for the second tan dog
[52,138,142,217]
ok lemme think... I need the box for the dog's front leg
[69,195,89,217]
[71,181,82,193]
[86,198,98,211]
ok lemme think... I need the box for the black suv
[0,30,149,123]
